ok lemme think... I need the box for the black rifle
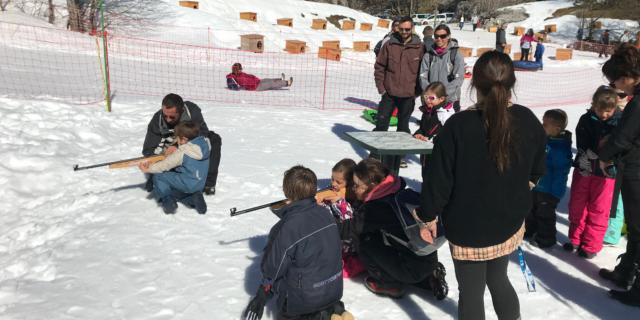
[73,155,165,171]
[229,187,332,217]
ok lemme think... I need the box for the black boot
[610,264,640,307]
[600,253,637,289]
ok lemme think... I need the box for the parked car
[412,13,433,25]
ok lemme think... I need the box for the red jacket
[520,34,537,47]
[226,72,261,91]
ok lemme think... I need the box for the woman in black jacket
[597,44,640,306]
[418,51,547,320]
[340,158,447,300]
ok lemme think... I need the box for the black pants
[453,255,520,320]
[359,234,438,285]
[374,94,415,134]
[205,131,222,188]
[525,191,559,247]
[520,48,530,61]
[621,178,640,264]
[496,44,504,53]
[473,24,477,32]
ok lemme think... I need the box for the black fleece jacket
[419,105,547,247]
[600,86,640,179]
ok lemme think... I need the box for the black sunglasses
[399,28,412,32]
[434,34,449,39]
[617,92,628,99]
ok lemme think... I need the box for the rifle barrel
[73,156,146,171]
[228,187,332,217]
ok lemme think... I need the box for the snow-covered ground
[501,0,639,45]
[1,1,640,319]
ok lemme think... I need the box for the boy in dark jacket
[243,166,352,320]
[139,121,210,214]
[525,109,573,248]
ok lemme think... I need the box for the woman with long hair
[597,43,640,306]
[418,51,547,319]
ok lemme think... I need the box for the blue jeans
[153,172,201,207]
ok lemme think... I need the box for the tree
[66,0,167,33]
[0,0,11,12]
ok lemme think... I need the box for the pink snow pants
[568,171,615,254]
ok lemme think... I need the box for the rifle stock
[229,186,337,217]
[73,155,166,171]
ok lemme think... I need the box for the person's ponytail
[471,51,516,173]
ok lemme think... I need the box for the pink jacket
[520,34,537,47]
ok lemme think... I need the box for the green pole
[100,0,112,112]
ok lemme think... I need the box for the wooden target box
[513,51,533,61]
[514,26,525,36]
[240,12,257,22]
[458,47,473,58]
[476,47,493,57]
[240,34,263,53]
[318,47,341,61]
[312,19,327,30]
[377,19,390,28]
[360,23,373,31]
[594,21,603,29]
[555,48,573,60]
[545,24,557,33]
[179,1,198,9]
[277,18,293,27]
[353,41,370,52]
[341,20,355,30]
[285,40,306,54]
[322,40,340,50]
[488,26,498,33]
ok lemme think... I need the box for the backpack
[381,188,446,256]
[427,46,459,83]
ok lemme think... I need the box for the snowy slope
[1,1,640,320]
[502,0,639,45]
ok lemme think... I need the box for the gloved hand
[243,284,271,320]
[576,150,592,175]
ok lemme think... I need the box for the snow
[1,1,640,319]
[501,0,639,46]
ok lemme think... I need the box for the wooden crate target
[240,34,263,53]
[277,18,293,27]
[312,19,327,30]
[179,1,199,9]
[341,20,355,30]
[285,40,306,54]
[458,47,472,58]
[488,26,498,33]
[545,24,557,33]
[514,26,525,36]
[353,41,370,52]
[240,12,257,22]
[377,19,390,28]
[318,47,341,61]
[360,23,373,31]
[476,47,493,57]
[555,48,573,60]
[322,40,340,50]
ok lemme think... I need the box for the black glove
[243,284,271,320]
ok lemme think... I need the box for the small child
[243,165,351,320]
[316,158,366,278]
[414,82,455,142]
[139,121,210,214]
[525,109,573,248]
[565,86,621,258]
[414,82,454,178]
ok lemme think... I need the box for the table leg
[381,154,402,176]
